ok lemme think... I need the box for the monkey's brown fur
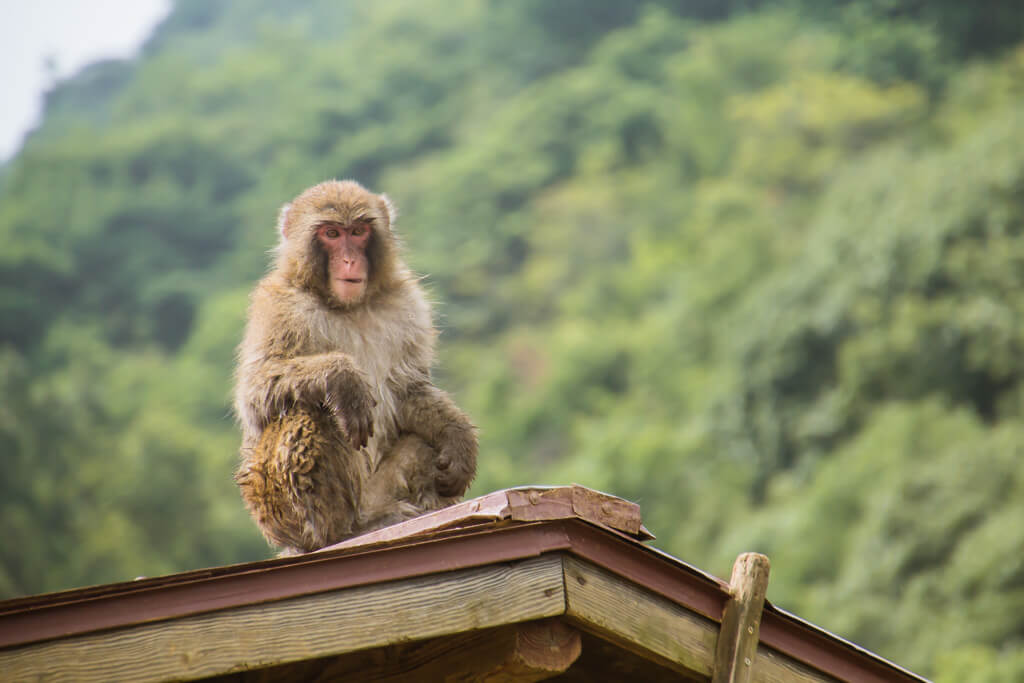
[234,180,477,554]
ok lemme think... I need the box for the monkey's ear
[378,194,397,231]
[277,203,292,239]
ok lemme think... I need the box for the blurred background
[2,1,1023,678]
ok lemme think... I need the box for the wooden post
[712,552,771,683]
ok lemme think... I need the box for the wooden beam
[229,619,581,683]
[751,648,839,683]
[563,555,719,678]
[564,555,831,683]
[491,618,582,682]
[714,553,771,683]
[0,556,567,683]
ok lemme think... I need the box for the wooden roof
[0,485,926,682]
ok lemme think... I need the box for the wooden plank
[491,618,583,682]
[562,555,719,678]
[0,556,566,683]
[753,648,840,683]
[565,631,707,683]
[562,556,835,683]
[714,553,771,683]
[222,619,581,683]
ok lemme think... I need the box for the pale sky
[0,0,171,162]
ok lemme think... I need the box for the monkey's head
[275,180,404,308]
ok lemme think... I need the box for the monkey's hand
[323,368,376,450]
[434,424,478,497]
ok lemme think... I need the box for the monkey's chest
[313,312,429,470]
[339,343,401,470]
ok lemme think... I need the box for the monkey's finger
[435,468,463,497]
[336,415,363,450]
[357,418,372,449]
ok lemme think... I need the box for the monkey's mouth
[338,278,365,284]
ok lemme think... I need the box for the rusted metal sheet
[326,485,652,552]
[323,489,515,550]
[758,606,925,683]
[506,485,652,539]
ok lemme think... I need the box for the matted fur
[234,180,477,554]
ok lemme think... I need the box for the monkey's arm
[237,352,376,449]
[398,382,478,496]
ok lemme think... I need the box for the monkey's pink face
[317,221,371,304]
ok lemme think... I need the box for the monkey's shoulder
[250,275,312,309]
[245,279,323,340]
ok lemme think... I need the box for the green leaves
[2,2,1024,677]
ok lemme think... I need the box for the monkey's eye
[324,228,341,239]
[351,225,367,237]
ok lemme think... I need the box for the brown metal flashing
[323,489,516,550]
[0,522,571,650]
[570,534,923,683]
[556,513,730,621]
[758,607,925,683]
[505,485,651,538]
[0,519,701,653]
[322,484,653,551]
[0,486,926,683]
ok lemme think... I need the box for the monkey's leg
[357,434,461,535]
[236,409,361,554]
[399,384,478,498]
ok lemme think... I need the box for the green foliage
[2,2,1024,678]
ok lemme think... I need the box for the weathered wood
[714,552,771,683]
[562,555,719,678]
[563,555,833,683]
[506,485,650,538]
[565,631,708,683]
[493,618,582,682]
[221,619,581,683]
[753,647,841,683]
[0,556,566,683]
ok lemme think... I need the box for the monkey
[233,180,478,555]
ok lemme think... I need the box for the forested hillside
[3,1,1024,677]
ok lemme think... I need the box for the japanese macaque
[234,180,477,554]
